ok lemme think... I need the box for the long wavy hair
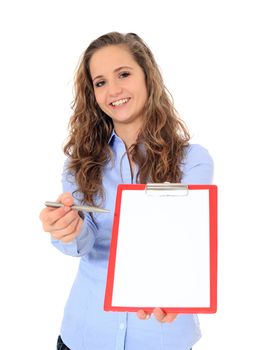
[64,32,190,206]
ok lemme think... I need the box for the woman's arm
[39,161,98,257]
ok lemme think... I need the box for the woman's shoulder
[183,143,213,165]
[181,143,214,184]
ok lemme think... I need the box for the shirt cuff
[51,219,96,257]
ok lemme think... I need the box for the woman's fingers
[136,309,151,320]
[51,214,81,240]
[57,192,74,207]
[58,217,84,243]
[40,206,70,231]
[162,313,178,323]
[49,209,79,231]
[39,192,84,242]
[153,308,178,323]
[39,192,73,228]
[136,308,178,323]
[152,307,166,322]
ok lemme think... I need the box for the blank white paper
[112,189,210,308]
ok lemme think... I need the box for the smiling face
[89,45,148,134]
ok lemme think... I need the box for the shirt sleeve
[51,159,97,257]
[181,144,214,185]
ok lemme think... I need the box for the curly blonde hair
[63,32,190,206]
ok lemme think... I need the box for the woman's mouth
[110,98,131,108]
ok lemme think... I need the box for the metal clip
[145,183,189,196]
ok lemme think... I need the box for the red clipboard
[104,184,217,313]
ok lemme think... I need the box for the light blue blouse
[52,131,214,350]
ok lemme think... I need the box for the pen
[45,201,110,213]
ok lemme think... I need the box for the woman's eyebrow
[92,66,133,82]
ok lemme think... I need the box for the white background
[0,1,259,349]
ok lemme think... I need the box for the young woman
[40,32,213,350]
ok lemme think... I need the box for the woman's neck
[114,122,142,149]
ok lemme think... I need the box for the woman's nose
[108,80,123,97]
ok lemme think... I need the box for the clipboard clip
[145,183,189,196]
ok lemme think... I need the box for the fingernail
[146,314,151,320]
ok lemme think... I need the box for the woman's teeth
[111,98,129,106]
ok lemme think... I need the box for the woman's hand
[39,192,83,242]
[136,308,178,323]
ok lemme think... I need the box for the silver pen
[45,201,110,213]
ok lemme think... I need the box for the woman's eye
[119,72,130,79]
[95,80,105,88]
